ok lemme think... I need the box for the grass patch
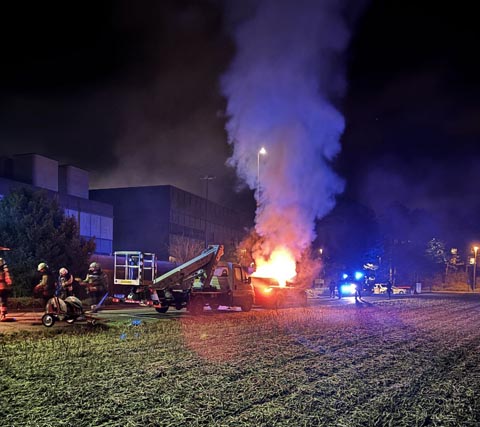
[2,296,480,426]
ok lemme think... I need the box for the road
[0,292,454,334]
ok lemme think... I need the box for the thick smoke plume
[222,0,353,262]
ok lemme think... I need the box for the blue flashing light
[355,271,364,280]
[341,284,356,295]
[342,273,348,280]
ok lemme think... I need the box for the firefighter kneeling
[82,262,108,311]
[0,258,13,321]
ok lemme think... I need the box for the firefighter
[58,267,74,299]
[83,262,108,310]
[329,280,336,298]
[193,269,206,289]
[354,281,362,301]
[0,258,13,321]
[386,280,393,299]
[34,262,57,308]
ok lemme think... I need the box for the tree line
[0,188,95,296]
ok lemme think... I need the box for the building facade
[0,154,113,254]
[90,185,251,260]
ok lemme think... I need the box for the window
[234,266,243,282]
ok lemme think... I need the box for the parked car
[373,283,408,295]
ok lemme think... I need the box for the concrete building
[0,153,252,260]
[90,185,251,260]
[0,154,113,254]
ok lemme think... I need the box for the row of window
[65,209,113,240]
[170,210,205,230]
[169,210,243,241]
[170,223,205,241]
[171,188,242,224]
[83,237,112,255]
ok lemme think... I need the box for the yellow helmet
[89,262,100,270]
[37,262,48,271]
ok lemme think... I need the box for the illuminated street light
[201,175,216,248]
[474,246,479,291]
[257,147,267,198]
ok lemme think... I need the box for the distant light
[259,147,267,156]
[342,273,348,280]
[355,271,364,280]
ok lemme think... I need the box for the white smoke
[222,0,353,260]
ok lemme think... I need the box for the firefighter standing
[83,262,108,310]
[329,280,336,298]
[355,281,362,301]
[58,267,74,299]
[386,280,393,299]
[34,263,57,308]
[0,258,13,321]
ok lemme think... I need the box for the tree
[0,188,95,296]
[425,238,447,270]
[168,234,205,264]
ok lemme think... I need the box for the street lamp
[257,147,267,198]
[474,246,479,291]
[201,175,216,248]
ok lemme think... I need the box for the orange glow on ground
[252,247,297,287]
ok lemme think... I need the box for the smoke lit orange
[252,247,296,287]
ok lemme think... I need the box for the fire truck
[113,245,255,315]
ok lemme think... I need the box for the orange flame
[252,247,297,287]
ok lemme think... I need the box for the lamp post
[474,246,479,291]
[257,147,267,198]
[201,175,216,248]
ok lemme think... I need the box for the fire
[252,247,297,287]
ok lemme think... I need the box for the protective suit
[34,263,57,307]
[58,267,74,299]
[83,262,108,307]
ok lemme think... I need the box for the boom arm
[152,245,224,291]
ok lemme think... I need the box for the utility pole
[201,175,216,248]
[474,246,478,291]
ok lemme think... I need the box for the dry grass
[1,295,480,426]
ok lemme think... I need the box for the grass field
[1,295,480,426]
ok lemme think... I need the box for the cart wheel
[66,318,76,324]
[42,314,55,327]
[88,319,97,326]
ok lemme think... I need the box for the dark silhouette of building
[90,185,251,260]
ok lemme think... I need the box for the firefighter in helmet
[0,257,13,321]
[58,267,74,299]
[83,262,108,310]
[34,262,56,308]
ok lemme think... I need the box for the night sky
[0,1,478,242]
